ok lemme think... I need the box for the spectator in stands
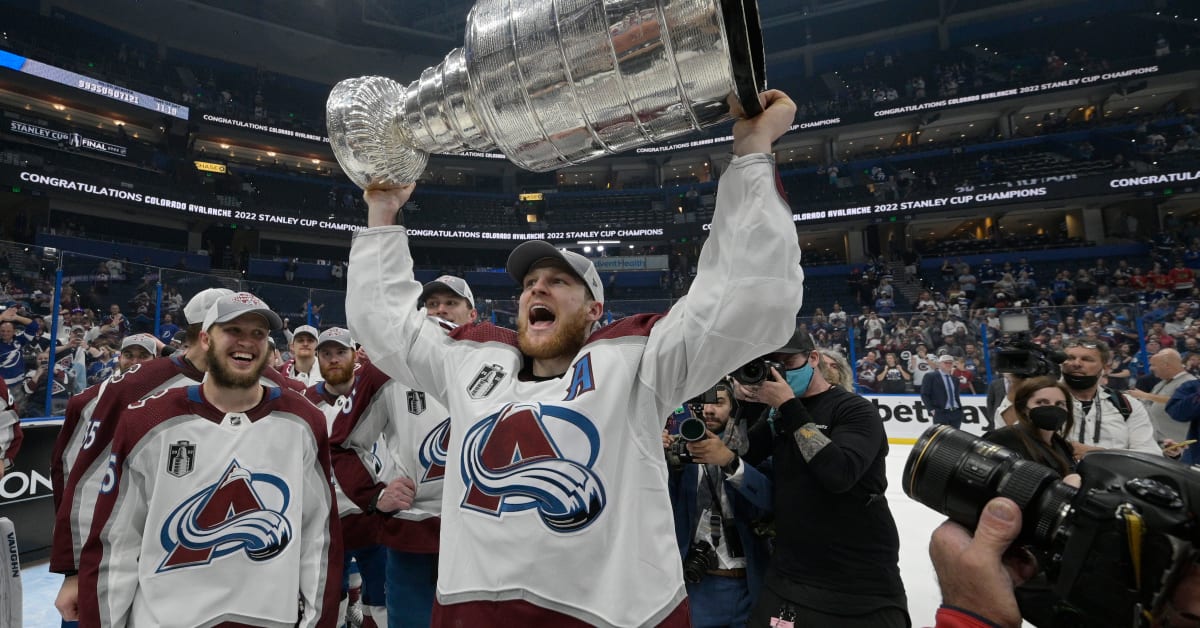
[158,313,181,345]
[0,308,38,410]
[876,352,911,393]
[99,304,129,338]
[1108,343,1136,391]
[857,351,881,392]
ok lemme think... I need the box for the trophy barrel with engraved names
[327,0,766,188]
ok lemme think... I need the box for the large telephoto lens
[903,426,1077,546]
[678,417,708,442]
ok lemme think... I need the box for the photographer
[739,329,908,627]
[930,495,1200,628]
[666,380,772,628]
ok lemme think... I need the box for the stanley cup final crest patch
[467,364,506,399]
[167,440,197,477]
[407,390,427,415]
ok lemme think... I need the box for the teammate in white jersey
[332,276,477,628]
[285,325,324,384]
[78,291,341,627]
[347,90,803,627]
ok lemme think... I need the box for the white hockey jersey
[347,153,804,627]
[77,384,340,628]
[326,361,449,553]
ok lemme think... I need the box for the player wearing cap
[77,292,341,627]
[347,91,803,627]
[285,325,324,384]
[52,289,304,623]
[305,327,390,628]
[330,276,477,628]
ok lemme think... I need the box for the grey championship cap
[120,333,158,356]
[183,288,235,326]
[317,327,354,349]
[775,328,816,355]
[419,275,475,308]
[506,241,604,305]
[202,292,284,332]
[292,325,319,341]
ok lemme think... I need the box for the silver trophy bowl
[328,0,765,189]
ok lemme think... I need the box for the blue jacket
[1164,379,1200,463]
[668,458,773,600]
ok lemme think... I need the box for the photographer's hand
[930,498,1038,628]
[757,367,796,408]
[686,430,736,467]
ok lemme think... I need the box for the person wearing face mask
[982,377,1076,477]
[979,378,1080,628]
[1058,339,1161,459]
[738,328,909,627]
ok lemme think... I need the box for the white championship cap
[419,275,475,308]
[506,241,604,305]
[202,292,283,332]
[183,288,235,326]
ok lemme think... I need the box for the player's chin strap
[1118,504,1154,625]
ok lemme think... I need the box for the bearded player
[77,291,341,627]
[347,90,803,626]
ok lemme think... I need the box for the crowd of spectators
[819,220,1200,396]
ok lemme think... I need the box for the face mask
[1028,405,1069,431]
[785,362,815,396]
[1062,372,1099,390]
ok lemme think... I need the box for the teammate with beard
[52,289,306,623]
[330,275,477,628]
[285,325,323,384]
[306,327,390,628]
[77,292,341,627]
[347,90,803,627]
[1057,338,1160,458]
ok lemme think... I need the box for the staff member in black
[739,329,908,627]
[921,354,965,428]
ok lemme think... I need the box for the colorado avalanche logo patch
[157,460,293,572]
[460,402,605,533]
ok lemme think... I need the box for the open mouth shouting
[528,304,557,332]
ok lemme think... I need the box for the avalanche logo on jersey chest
[418,418,451,482]
[459,401,606,532]
[157,460,292,572]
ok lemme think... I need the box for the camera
[682,541,718,583]
[904,426,1199,627]
[665,415,708,467]
[994,340,1066,378]
[732,358,783,385]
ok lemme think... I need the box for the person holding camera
[666,380,772,628]
[1058,339,1161,458]
[738,329,908,627]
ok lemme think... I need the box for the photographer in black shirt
[737,328,909,627]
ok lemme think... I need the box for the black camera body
[904,426,1199,627]
[994,340,1067,378]
[682,540,718,583]
[732,358,784,385]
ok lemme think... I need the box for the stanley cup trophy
[327,0,766,188]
